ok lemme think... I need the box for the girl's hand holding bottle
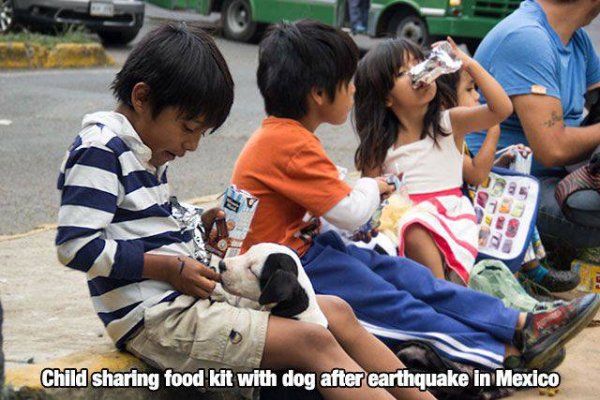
[433,37,473,70]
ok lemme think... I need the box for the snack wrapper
[409,41,462,89]
[204,217,230,261]
[509,152,533,174]
[170,185,258,268]
[170,197,210,264]
[349,174,407,241]
[221,184,259,258]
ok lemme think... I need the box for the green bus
[151,0,520,50]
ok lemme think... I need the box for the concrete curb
[5,347,143,390]
[5,348,234,399]
[0,42,115,69]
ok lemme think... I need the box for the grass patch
[0,27,97,49]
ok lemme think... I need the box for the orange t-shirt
[231,117,352,256]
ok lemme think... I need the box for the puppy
[216,243,327,327]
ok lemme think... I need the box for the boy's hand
[375,177,395,200]
[201,207,226,242]
[170,256,221,299]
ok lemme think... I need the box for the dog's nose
[218,260,227,273]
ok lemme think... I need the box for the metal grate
[473,0,520,18]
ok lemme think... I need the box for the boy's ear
[309,87,326,106]
[130,82,152,113]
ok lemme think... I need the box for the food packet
[509,152,533,174]
[170,197,210,264]
[170,185,259,268]
[349,174,406,241]
[378,173,413,240]
[409,41,462,89]
[204,216,230,260]
[221,185,259,258]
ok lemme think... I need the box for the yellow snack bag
[379,192,413,243]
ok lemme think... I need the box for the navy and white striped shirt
[56,112,193,348]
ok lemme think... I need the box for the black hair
[353,38,448,174]
[111,23,234,133]
[436,70,461,109]
[257,20,359,120]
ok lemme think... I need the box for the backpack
[470,167,540,273]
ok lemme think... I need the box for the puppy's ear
[258,270,298,306]
[258,270,310,318]
[271,287,309,319]
[260,253,298,288]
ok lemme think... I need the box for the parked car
[165,0,520,50]
[0,0,145,45]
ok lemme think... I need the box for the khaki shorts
[126,295,269,395]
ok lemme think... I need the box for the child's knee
[295,323,339,355]
[405,224,430,247]
[318,295,356,324]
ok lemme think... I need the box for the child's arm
[463,125,501,185]
[323,177,393,231]
[56,145,218,298]
[445,38,513,140]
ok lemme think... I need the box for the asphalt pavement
[1,6,600,237]
[0,6,359,236]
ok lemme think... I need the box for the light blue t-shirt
[468,0,600,177]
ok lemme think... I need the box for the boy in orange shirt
[232,20,600,373]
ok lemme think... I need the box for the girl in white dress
[353,38,513,284]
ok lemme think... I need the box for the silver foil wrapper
[409,41,462,88]
[170,196,210,264]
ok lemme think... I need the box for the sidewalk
[0,198,598,398]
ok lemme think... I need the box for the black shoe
[515,293,600,369]
[541,347,566,372]
[539,268,580,292]
[504,347,566,372]
[520,266,580,294]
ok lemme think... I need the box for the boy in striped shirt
[56,23,433,399]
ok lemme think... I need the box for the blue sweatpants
[301,231,520,369]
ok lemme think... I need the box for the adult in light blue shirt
[470,0,600,249]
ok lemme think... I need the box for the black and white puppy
[216,243,327,327]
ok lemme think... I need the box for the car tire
[0,0,16,34]
[387,13,429,46]
[221,0,261,43]
[98,29,141,46]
